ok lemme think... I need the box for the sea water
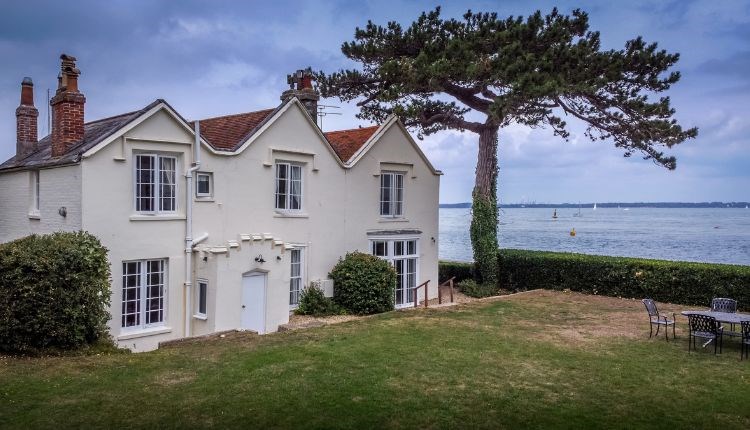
[439,207,750,266]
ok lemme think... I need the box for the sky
[0,0,748,204]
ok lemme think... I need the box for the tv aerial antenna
[317,104,341,130]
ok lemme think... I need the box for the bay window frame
[370,237,419,308]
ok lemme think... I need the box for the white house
[0,55,441,351]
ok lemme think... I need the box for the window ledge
[274,212,309,218]
[130,214,186,221]
[28,211,41,220]
[117,326,172,340]
[379,218,409,223]
[194,197,215,203]
[193,314,208,321]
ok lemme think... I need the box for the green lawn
[1,290,749,429]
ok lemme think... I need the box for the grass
[1,290,749,429]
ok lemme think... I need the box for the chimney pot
[280,67,319,125]
[20,77,34,106]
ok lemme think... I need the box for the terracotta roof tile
[324,126,379,162]
[193,108,276,151]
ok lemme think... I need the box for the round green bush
[0,231,112,354]
[330,252,396,315]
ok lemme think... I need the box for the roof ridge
[193,108,276,123]
[325,125,379,135]
[83,109,141,125]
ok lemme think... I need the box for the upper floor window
[380,172,404,217]
[135,154,177,213]
[196,172,212,198]
[275,162,302,211]
[122,259,167,330]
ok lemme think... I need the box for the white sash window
[289,248,303,306]
[275,162,303,211]
[380,172,404,217]
[122,259,167,330]
[135,154,177,213]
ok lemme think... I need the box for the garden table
[681,310,750,347]
[680,310,750,325]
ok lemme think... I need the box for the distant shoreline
[440,202,750,209]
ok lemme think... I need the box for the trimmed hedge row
[0,231,112,354]
[440,250,750,309]
[438,260,473,284]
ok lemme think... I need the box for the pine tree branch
[440,81,491,112]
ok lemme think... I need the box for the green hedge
[439,250,750,309]
[0,231,112,354]
[438,260,474,284]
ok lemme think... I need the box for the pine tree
[318,8,697,284]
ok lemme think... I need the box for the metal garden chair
[687,313,723,354]
[711,297,740,337]
[642,298,676,341]
[741,321,750,361]
[711,297,738,313]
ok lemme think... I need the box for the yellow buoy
[570,228,576,237]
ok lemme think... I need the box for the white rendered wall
[81,108,194,352]
[0,101,441,351]
[193,104,440,333]
[192,105,348,333]
[0,164,82,243]
[343,123,441,303]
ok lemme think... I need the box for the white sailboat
[593,203,597,210]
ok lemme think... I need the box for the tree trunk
[470,126,499,285]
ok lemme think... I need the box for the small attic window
[196,172,212,198]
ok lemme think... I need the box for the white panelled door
[241,273,266,334]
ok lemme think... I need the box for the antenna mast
[317,104,341,131]
[46,88,51,136]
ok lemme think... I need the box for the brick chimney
[281,67,319,124]
[50,54,85,157]
[15,77,39,159]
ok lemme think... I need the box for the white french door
[371,238,419,307]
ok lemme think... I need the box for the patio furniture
[741,321,750,360]
[642,298,676,341]
[686,313,723,354]
[710,297,740,337]
[711,298,738,313]
[680,310,750,326]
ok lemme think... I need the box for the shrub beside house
[0,231,111,354]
